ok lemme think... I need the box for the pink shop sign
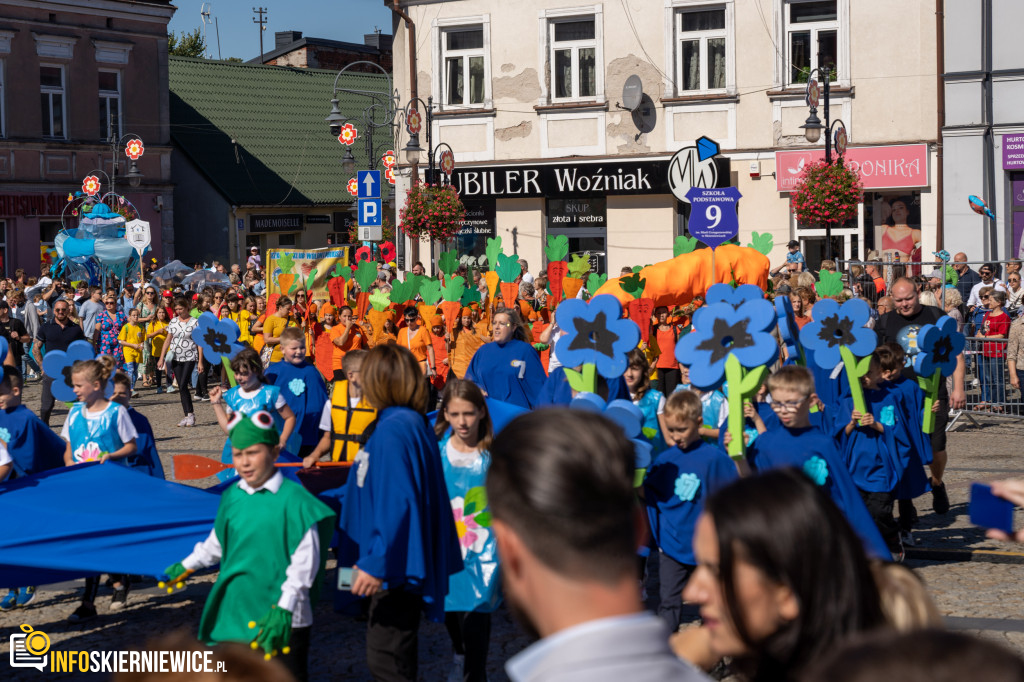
[775,144,929,192]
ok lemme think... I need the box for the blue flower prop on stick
[41,340,106,402]
[555,294,640,394]
[912,316,965,433]
[774,295,805,366]
[676,298,778,459]
[705,282,764,309]
[191,312,244,387]
[571,393,653,486]
[799,298,876,418]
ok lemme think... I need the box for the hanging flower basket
[789,158,863,226]
[399,182,466,242]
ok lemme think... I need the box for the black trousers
[444,611,491,682]
[40,374,57,425]
[83,574,129,603]
[366,588,422,682]
[171,361,196,415]
[656,368,681,396]
[859,488,900,553]
[279,626,311,682]
[657,551,695,633]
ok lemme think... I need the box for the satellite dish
[621,75,643,111]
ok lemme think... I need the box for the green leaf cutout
[353,261,377,290]
[815,270,843,298]
[419,277,442,306]
[747,232,774,256]
[632,265,643,274]
[439,249,460,277]
[496,253,521,283]
[369,289,391,312]
[442,276,466,302]
[545,234,569,262]
[485,237,503,271]
[277,252,295,274]
[389,278,414,304]
[330,263,349,279]
[674,235,698,256]
[586,273,607,292]
[620,273,646,298]
[304,268,317,292]
[567,253,591,279]
[461,286,481,306]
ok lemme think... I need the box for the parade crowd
[2,241,1024,682]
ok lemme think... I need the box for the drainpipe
[935,0,945,251]
[390,0,419,269]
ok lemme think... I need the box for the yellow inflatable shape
[594,245,770,308]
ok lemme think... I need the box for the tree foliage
[168,29,206,58]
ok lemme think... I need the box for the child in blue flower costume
[266,327,328,458]
[624,348,668,453]
[433,379,501,682]
[643,390,737,632]
[210,348,296,482]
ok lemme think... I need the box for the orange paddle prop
[171,454,350,481]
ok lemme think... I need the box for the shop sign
[250,213,303,233]
[305,215,332,224]
[775,144,929,192]
[0,193,67,216]
[451,158,728,199]
[457,201,496,236]
[1003,134,1024,171]
[547,198,607,228]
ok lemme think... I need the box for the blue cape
[125,407,165,479]
[464,339,547,409]
[0,464,219,588]
[0,404,66,476]
[265,360,329,451]
[535,366,630,407]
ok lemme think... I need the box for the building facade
[942,0,1024,262]
[392,0,939,273]
[252,30,393,73]
[0,0,175,276]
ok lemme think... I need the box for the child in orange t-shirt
[428,315,449,391]
[314,304,336,382]
[329,305,366,382]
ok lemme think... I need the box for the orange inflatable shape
[594,245,770,308]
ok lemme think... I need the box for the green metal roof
[169,56,392,206]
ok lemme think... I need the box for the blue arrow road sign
[358,198,382,227]
[685,186,741,249]
[357,170,381,199]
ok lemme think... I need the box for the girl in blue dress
[624,348,667,453]
[61,355,139,622]
[433,379,500,682]
[209,348,296,481]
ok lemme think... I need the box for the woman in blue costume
[209,348,296,482]
[434,379,501,682]
[339,344,462,681]
[465,309,546,409]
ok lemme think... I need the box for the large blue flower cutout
[799,298,876,370]
[570,394,653,470]
[913,315,964,378]
[191,312,244,363]
[675,299,778,390]
[555,294,640,379]
[42,340,97,402]
[705,283,764,309]
[774,295,805,365]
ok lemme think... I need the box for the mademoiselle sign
[775,144,929,192]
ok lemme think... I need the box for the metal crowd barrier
[948,336,1024,430]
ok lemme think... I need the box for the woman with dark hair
[464,309,545,409]
[338,344,462,681]
[157,297,203,427]
[681,469,887,681]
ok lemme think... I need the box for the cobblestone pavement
[3,382,1024,680]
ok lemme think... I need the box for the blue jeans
[980,355,1006,405]
[123,362,138,390]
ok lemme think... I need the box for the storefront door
[546,198,607,275]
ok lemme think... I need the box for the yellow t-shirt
[227,310,253,344]
[147,320,168,356]
[118,323,145,363]
[264,314,290,363]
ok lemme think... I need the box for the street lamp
[108,131,146,196]
[400,96,456,185]
[798,61,848,262]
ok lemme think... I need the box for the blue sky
[167,0,394,61]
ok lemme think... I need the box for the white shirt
[0,442,12,481]
[968,279,1008,308]
[181,471,320,628]
[317,395,361,431]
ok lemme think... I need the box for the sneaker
[0,589,17,611]
[200,395,210,402]
[931,479,950,515]
[176,416,189,427]
[183,414,196,427]
[447,654,465,682]
[156,387,164,395]
[109,587,128,612]
[900,529,916,547]
[68,602,97,622]
[15,586,37,608]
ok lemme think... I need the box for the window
[0,220,6,278]
[277,233,296,247]
[676,9,727,92]
[442,27,485,107]
[550,18,596,101]
[786,0,837,84]
[40,65,65,138]
[40,221,62,245]
[98,70,121,141]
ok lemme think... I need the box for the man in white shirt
[488,410,709,682]
[967,262,1008,310]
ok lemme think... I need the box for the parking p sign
[357,169,383,240]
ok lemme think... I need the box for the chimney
[275,31,302,49]
[364,33,393,52]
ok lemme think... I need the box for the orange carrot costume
[428,315,449,389]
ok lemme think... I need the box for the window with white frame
[676,8,727,93]
[98,70,121,141]
[40,65,65,139]
[550,17,596,101]
[442,27,486,107]
[786,0,837,84]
